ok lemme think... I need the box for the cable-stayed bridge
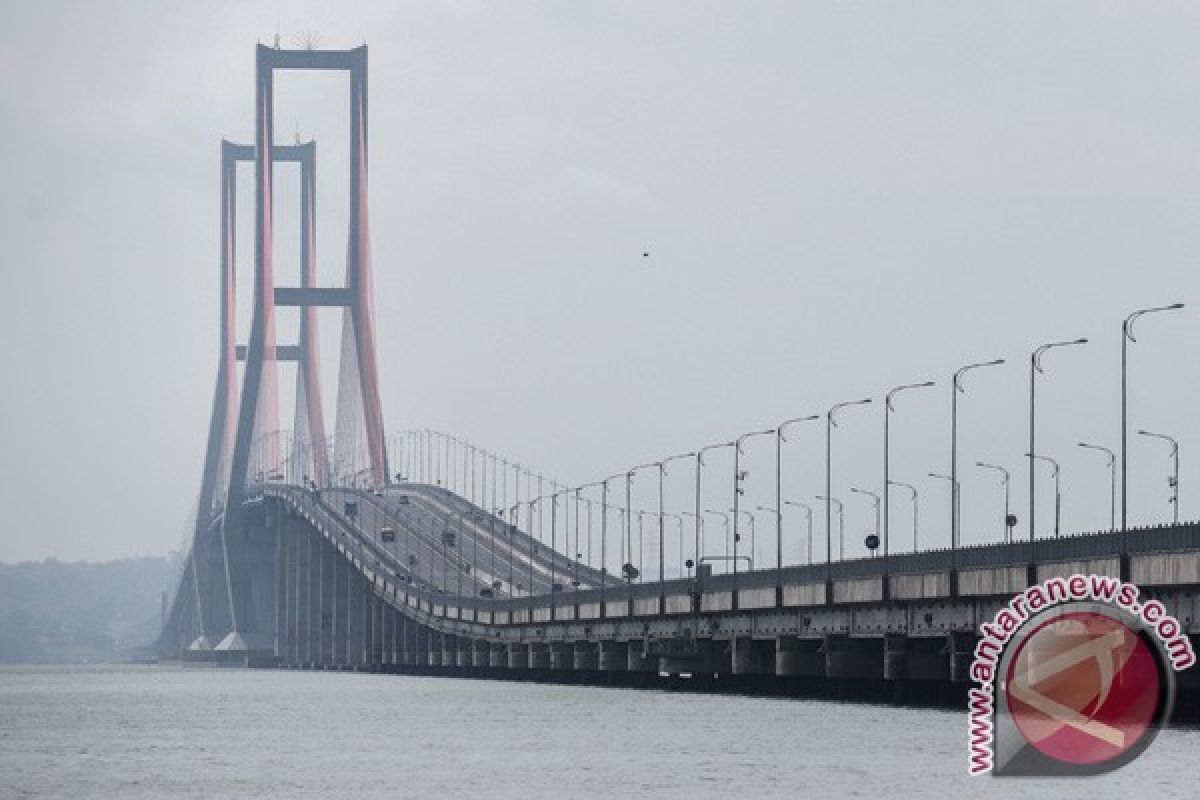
[160,45,1200,707]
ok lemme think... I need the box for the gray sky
[3,1,1200,564]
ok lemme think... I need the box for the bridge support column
[598,641,628,671]
[883,634,907,681]
[948,632,977,683]
[471,639,490,668]
[274,520,286,662]
[489,641,506,668]
[657,637,715,676]
[775,636,823,677]
[278,528,294,665]
[507,642,529,669]
[731,637,772,675]
[824,634,883,679]
[414,624,429,666]
[627,640,653,672]
[318,539,334,667]
[441,633,457,668]
[304,527,320,667]
[456,637,472,668]
[529,642,551,670]
[549,643,572,670]
[346,568,366,669]
[292,521,311,666]
[573,641,598,670]
[330,547,345,667]
[428,631,444,667]
[369,594,384,669]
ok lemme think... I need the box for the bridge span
[160,43,1200,714]
[162,478,1200,710]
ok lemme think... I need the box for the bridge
[160,44,1200,708]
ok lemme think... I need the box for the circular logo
[1004,609,1168,770]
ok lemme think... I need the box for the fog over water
[0,666,1196,799]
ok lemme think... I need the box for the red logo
[1004,610,1163,768]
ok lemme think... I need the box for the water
[0,666,1196,799]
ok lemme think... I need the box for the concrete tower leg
[346,570,365,669]
[318,541,334,667]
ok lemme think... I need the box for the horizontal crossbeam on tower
[274,287,353,307]
[236,345,302,361]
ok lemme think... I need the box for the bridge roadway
[318,483,606,597]
[254,481,1200,692]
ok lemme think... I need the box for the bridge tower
[178,139,335,654]
[185,44,387,655]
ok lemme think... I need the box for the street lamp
[827,399,871,578]
[695,442,734,577]
[775,415,819,572]
[886,481,918,551]
[1122,304,1184,531]
[1077,442,1116,531]
[783,500,815,564]
[703,509,731,572]
[849,487,881,555]
[815,495,844,560]
[681,511,703,577]
[928,472,958,546]
[1025,453,1062,538]
[951,360,1004,557]
[626,462,658,581]
[885,382,934,574]
[731,508,756,569]
[654,453,694,588]
[1138,429,1180,524]
[975,462,1011,542]
[1030,338,1087,542]
[733,429,773,598]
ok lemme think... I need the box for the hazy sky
[3,1,1200,564]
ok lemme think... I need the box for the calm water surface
[0,665,1196,799]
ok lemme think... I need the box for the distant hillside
[0,556,178,663]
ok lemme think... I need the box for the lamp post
[885,382,934,576]
[681,512,703,577]
[1122,304,1184,532]
[775,415,819,572]
[928,472,958,546]
[1030,339,1087,542]
[951,361,1003,559]
[626,462,657,581]
[733,429,772,602]
[1077,442,1116,531]
[695,443,734,576]
[783,500,814,564]
[654,454,694,594]
[815,495,844,560]
[600,473,624,610]
[827,399,871,580]
[849,487,881,555]
[731,508,756,569]
[975,462,1010,542]
[1025,454,1062,537]
[886,481,918,551]
[703,510,731,572]
[1138,430,1180,524]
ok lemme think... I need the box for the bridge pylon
[165,43,388,659]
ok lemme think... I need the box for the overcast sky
[3,1,1200,564]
